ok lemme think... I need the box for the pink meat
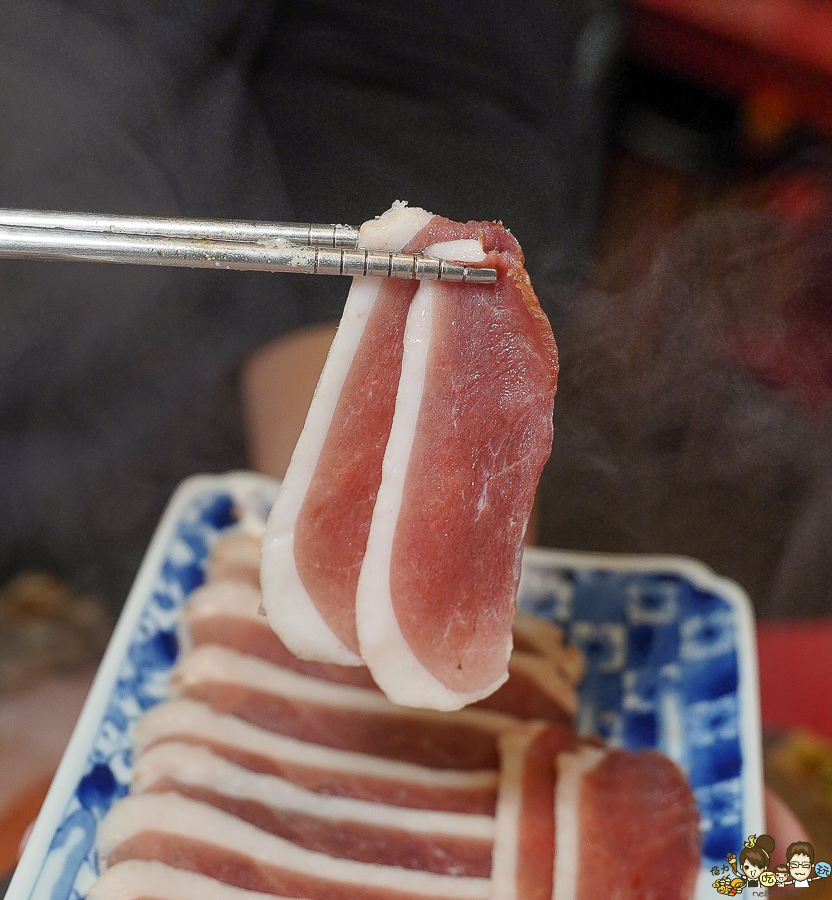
[476,654,574,724]
[491,723,580,900]
[356,219,558,710]
[262,204,557,713]
[553,748,701,900]
[181,581,575,722]
[169,646,515,770]
[133,743,493,877]
[86,861,292,900]
[145,786,491,877]
[97,794,492,900]
[133,700,499,814]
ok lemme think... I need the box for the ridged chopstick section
[0,209,498,282]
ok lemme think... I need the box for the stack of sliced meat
[178,563,582,726]
[92,543,701,900]
[261,204,560,711]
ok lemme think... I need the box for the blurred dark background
[541,0,832,624]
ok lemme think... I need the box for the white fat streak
[178,580,263,654]
[261,204,434,666]
[133,741,495,840]
[185,579,263,619]
[134,699,499,792]
[170,645,517,733]
[489,723,549,900]
[206,533,262,586]
[260,277,376,666]
[551,746,606,900]
[355,239,509,711]
[97,793,491,899]
[422,240,487,263]
[358,203,437,250]
[87,861,296,900]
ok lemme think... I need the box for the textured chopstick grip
[0,225,498,283]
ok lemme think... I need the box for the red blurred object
[764,170,832,230]
[756,619,832,738]
[729,172,832,415]
[627,0,832,140]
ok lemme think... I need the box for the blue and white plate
[7,472,763,900]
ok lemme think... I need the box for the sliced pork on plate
[180,579,579,723]
[491,729,701,900]
[491,723,580,900]
[132,742,495,876]
[553,748,701,900]
[168,644,516,770]
[84,204,700,900]
[96,793,493,900]
[133,698,499,814]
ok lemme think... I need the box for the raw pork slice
[133,742,494,876]
[86,860,297,900]
[180,580,377,689]
[260,204,436,665]
[261,203,557,713]
[553,747,700,900]
[133,699,499,814]
[490,723,579,900]
[356,218,557,710]
[180,580,575,722]
[169,645,516,769]
[97,793,492,900]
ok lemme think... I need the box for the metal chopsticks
[0,209,498,284]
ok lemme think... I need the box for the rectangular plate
[7,472,764,900]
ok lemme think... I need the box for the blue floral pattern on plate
[8,473,763,900]
[519,548,763,876]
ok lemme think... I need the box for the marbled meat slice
[180,580,575,723]
[260,205,436,665]
[134,699,499,814]
[133,742,493,876]
[553,747,701,900]
[356,219,558,710]
[97,793,492,900]
[169,645,515,769]
[86,861,298,900]
[490,723,579,900]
